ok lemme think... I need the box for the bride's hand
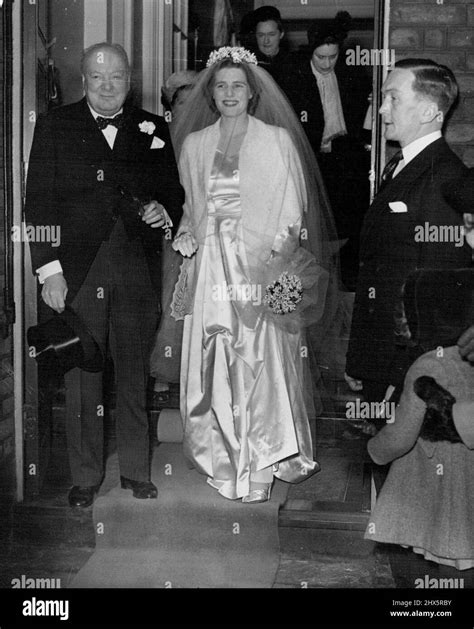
[172,232,198,257]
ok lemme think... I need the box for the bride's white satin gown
[180,148,319,500]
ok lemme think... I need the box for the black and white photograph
[0,0,473,624]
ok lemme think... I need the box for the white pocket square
[388,201,408,213]
[150,136,165,149]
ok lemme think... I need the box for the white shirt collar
[401,130,442,166]
[88,104,123,119]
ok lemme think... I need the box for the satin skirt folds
[180,208,319,500]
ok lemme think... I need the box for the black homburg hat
[27,306,104,375]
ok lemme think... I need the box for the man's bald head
[81,43,130,117]
[81,42,130,77]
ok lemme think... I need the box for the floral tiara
[206,46,258,68]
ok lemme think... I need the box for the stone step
[10,500,95,548]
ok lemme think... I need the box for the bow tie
[96,113,125,130]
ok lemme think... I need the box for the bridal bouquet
[253,224,329,333]
[264,272,303,315]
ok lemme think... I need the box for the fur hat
[308,10,352,52]
[415,376,461,444]
[252,5,282,27]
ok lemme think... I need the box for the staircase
[2,361,391,589]
[149,378,378,563]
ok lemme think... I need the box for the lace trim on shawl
[170,259,192,320]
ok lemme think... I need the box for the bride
[171,47,338,503]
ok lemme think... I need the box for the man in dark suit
[442,168,474,362]
[25,43,184,507]
[345,59,471,417]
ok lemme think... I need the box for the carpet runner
[71,410,289,588]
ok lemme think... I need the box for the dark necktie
[96,113,125,131]
[380,150,404,189]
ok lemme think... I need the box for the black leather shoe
[68,485,99,508]
[120,476,158,499]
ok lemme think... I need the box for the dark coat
[254,48,296,95]
[346,138,471,386]
[286,52,371,288]
[286,53,371,158]
[25,97,184,301]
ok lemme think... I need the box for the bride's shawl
[172,116,310,319]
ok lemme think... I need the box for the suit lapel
[112,104,136,157]
[70,99,152,160]
[361,138,447,248]
[70,98,113,158]
[112,105,162,160]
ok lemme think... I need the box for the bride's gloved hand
[172,232,198,257]
[272,223,300,258]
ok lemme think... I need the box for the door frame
[370,0,391,202]
[11,0,390,502]
[12,0,24,502]
[11,0,190,501]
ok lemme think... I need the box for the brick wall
[390,0,474,166]
[0,5,15,469]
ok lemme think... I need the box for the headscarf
[310,59,347,152]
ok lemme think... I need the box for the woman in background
[289,11,371,291]
[170,47,339,503]
[239,5,296,99]
[161,70,199,129]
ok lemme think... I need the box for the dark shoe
[68,485,99,508]
[155,389,170,403]
[120,476,158,499]
[149,389,170,410]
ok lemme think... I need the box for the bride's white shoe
[242,483,272,504]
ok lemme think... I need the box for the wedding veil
[172,52,341,380]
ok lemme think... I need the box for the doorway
[12,0,390,501]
